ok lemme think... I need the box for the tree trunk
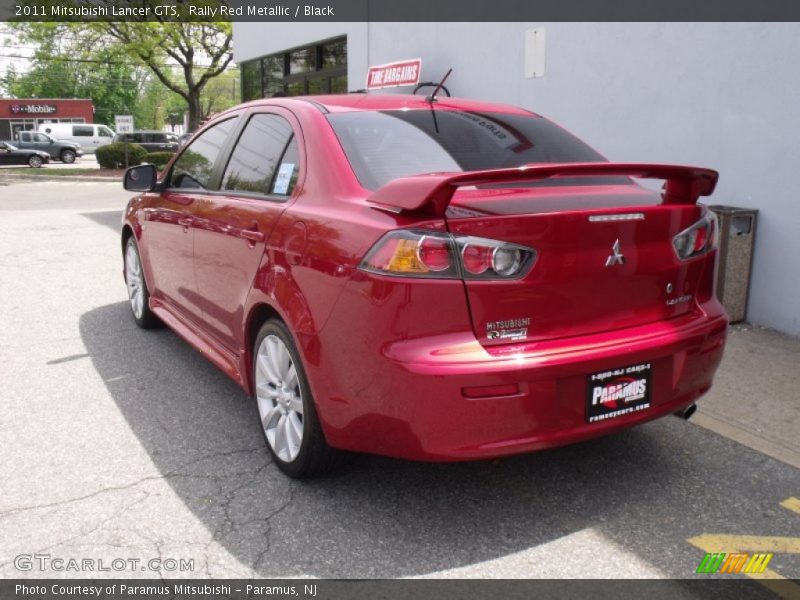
[187,92,202,132]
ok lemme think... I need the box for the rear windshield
[327,109,627,190]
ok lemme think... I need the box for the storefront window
[262,56,284,97]
[321,39,347,69]
[240,36,347,99]
[241,60,262,102]
[289,48,315,74]
[331,75,348,94]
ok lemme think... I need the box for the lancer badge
[605,239,626,267]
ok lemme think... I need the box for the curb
[0,174,122,184]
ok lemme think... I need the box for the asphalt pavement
[0,181,797,589]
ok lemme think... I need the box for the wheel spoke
[256,381,279,399]
[289,394,303,416]
[276,344,292,380]
[267,338,285,383]
[257,348,280,383]
[273,414,288,460]
[285,363,298,389]
[283,414,299,460]
[287,412,303,446]
[261,405,281,431]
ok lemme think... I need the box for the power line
[0,53,235,69]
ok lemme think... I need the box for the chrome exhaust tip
[675,404,697,420]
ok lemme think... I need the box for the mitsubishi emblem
[605,239,626,267]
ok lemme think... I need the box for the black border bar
[1,578,791,599]
[3,0,800,22]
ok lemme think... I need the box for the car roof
[231,93,539,117]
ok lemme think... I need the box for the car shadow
[81,210,123,232]
[78,302,796,581]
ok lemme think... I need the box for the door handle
[240,229,265,243]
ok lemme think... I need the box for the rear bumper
[316,302,728,461]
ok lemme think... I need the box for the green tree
[11,5,233,130]
[200,68,240,118]
[133,76,185,130]
[3,39,139,127]
[99,20,233,130]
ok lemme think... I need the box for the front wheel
[254,320,345,478]
[124,236,159,329]
[28,155,43,168]
[60,150,76,164]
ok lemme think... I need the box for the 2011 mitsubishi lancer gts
[120,93,728,478]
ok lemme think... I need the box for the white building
[233,22,800,337]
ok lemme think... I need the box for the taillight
[455,237,534,279]
[360,229,536,280]
[360,230,459,278]
[673,212,718,260]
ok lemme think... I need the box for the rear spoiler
[367,162,719,216]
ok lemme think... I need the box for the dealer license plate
[586,363,652,423]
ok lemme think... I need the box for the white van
[37,123,115,154]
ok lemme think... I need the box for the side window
[98,127,113,138]
[33,133,49,142]
[169,117,238,190]
[221,114,297,197]
[73,126,93,137]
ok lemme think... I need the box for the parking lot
[0,181,797,586]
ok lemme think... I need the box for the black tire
[60,150,76,164]
[253,319,346,478]
[28,155,43,168]
[124,236,160,329]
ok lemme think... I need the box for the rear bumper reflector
[462,383,521,399]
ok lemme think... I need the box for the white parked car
[37,123,115,154]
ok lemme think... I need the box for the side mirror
[124,164,158,192]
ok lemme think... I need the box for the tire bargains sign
[366,59,422,90]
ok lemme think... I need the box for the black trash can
[708,206,758,323]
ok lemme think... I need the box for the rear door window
[73,126,94,137]
[169,117,238,190]
[220,114,297,197]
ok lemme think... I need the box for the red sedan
[121,94,727,478]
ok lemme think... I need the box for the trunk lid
[446,183,706,345]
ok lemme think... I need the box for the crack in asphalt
[0,444,289,579]
[252,481,296,573]
[0,446,267,520]
[0,491,153,572]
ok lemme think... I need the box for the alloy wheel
[125,242,144,319]
[255,335,304,463]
